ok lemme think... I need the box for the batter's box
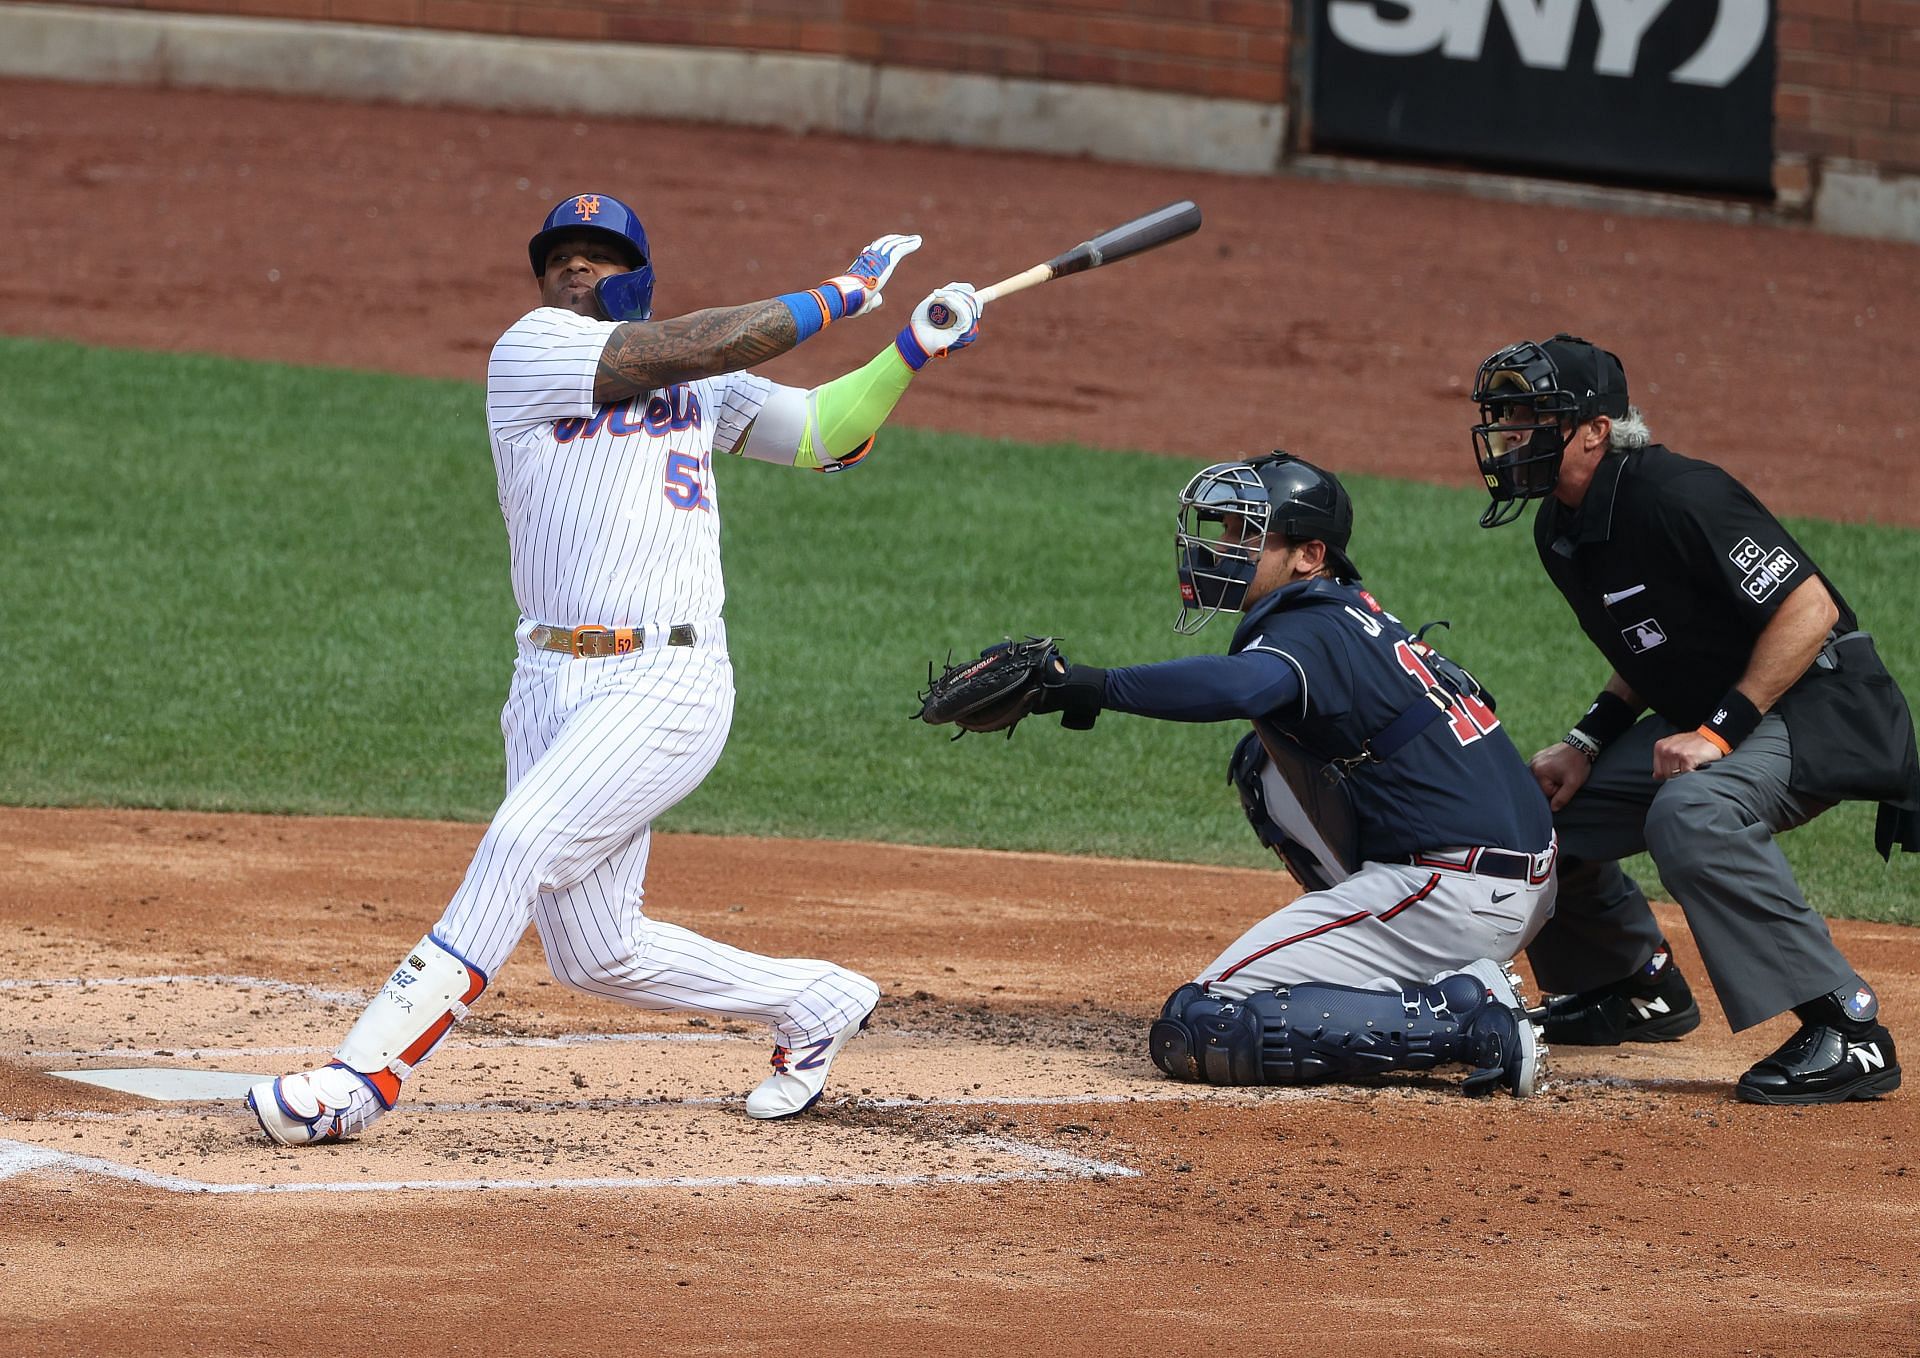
[0,1100,1135,1194]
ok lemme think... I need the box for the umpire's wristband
[1697,689,1762,755]
[1573,690,1637,749]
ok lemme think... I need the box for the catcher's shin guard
[1148,962,1543,1097]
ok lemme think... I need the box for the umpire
[1469,333,1918,1105]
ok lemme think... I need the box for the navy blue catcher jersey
[1227,579,1552,863]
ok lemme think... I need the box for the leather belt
[1397,842,1555,884]
[528,622,698,658]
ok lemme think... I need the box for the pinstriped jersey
[485,306,770,628]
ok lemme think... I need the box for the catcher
[919,453,1559,1096]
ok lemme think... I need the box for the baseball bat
[975,200,1202,306]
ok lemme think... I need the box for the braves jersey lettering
[1232,579,1551,863]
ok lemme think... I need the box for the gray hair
[1608,406,1652,450]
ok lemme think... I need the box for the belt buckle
[570,625,639,658]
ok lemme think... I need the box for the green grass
[3,337,1915,921]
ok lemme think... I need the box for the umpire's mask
[1174,453,1359,635]
[1471,333,1628,528]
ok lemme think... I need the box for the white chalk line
[0,974,366,1005]
[0,1133,1136,1195]
[23,1032,742,1062]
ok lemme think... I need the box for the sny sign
[1326,0,1768,86]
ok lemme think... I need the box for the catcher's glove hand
[916,637,1105,738]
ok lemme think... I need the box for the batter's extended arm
[591,233,922,406]
[730,284,983,471]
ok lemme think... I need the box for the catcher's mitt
[916,637,1063,738]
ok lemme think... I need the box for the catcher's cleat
[1735,1021,1901,1105]
[746,1010,874,1120]
[1458,958,1547,1098]
[1540,943,1701,1045]
[246,1063,389,1146]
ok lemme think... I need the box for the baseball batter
[248,192,983,1144]
[921,454,1557,1095]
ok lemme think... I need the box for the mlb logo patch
[1846,986,1875,1021]
[1622,619,1667,653]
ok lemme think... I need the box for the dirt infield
[2,79,1919,1354]
[3,807,1917,1354]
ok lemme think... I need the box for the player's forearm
[1105,651,1303,723]
[798,345,915,466]
[730,344,916,470]
[1737,576,1838,712]
[594,301,800,404]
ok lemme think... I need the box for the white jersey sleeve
[710,369,774,456]
[487,307,620,437]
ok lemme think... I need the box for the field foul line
[22,1032,742,1061]
[0,1134,1136,1195]
[0,974,365,1005]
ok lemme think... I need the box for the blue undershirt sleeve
[1101,650,1303,723]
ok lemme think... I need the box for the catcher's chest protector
[1248,720,1360,892]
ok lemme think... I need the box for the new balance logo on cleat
[1631,997,1673,1020]
[1850,1042,1888,1074]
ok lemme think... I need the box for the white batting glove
[895,283,982,371]
[819,232,922,319]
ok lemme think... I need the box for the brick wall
[58,0,1295,104]
[1775,0,1920,196]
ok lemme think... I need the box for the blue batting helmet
[528,192,654,321]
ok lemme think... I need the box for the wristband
[894,324,933,372]
[775,284,848,343]
[1573,690,1636,749]
[1698,689,1761,754]
[1562,728,1601,761]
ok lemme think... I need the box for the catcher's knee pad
[334,933,489,1105]
[1148,984,1310,1086]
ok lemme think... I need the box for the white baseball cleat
[246,1063,388,1146]
[745,1010,874,1120]
[1459,957,1548,1098]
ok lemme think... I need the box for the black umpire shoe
[1539,942,1702,1046]
[1736,985,1902,1105]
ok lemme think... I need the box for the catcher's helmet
[528,192,655,322]
[1470,333,1627,528]
[1174,452,1360,635]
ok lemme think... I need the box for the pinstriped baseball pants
[433,627,877,1045]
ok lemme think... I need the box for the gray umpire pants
[1526,712,1858,1032]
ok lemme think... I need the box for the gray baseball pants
[1526,712,1859,1031]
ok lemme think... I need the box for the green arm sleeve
[794,344,914,470]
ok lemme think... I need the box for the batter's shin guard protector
[333,934,489,1107]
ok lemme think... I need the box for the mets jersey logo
[572,194,602,221]
[553,384,703,444]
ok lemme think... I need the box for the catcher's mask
[1471,333,1628,528]
[1174,452,1360,635]
[528,192,655,322]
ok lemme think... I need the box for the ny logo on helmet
[573,195,603,221]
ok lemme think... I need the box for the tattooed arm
[592,301,797,406]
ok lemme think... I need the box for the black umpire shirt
[1533,444,1855,731]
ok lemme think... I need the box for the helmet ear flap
[594,268,656,322]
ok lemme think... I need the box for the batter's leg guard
[1146,960,1544,1098]
[246,934,488,1146]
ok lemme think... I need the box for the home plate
[51,1068,266,1101]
